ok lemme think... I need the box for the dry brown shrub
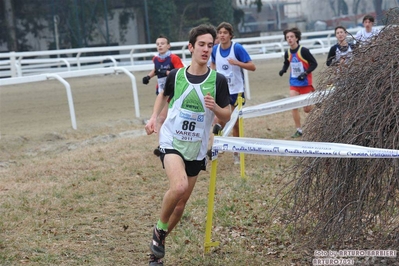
[285,8,399,251]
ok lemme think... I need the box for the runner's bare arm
[145,93,169,135]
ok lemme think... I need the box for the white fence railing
[0,27,381,130]
[0,27,375,79]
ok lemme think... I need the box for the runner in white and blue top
[210,22,256,164]
[355,14,380,45]
[212,42,252,95]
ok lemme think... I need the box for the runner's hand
[204,93,215,111]
[145,118,156,135]
[142,75,150,84]
[298,72,307,81]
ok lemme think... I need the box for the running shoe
[150,226,167,259]
[153,146,161,157]
[149,253,163,265]
[291,130,303,138]
[212,123,222,135]
[207,149,212,159]
[233,152,240,165]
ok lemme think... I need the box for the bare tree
[352,0,362,24]
[283,8,399,255]
[3,0,17,51]
[328,0,349,17]
[374,0,383,24]
[329,0,338,16]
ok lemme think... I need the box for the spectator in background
[355,14,380,44]
[142,35,185,156]
[211,22,256,164]
[279,27,318,138]
[326,26,355,66]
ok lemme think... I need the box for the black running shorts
[159,148,206,177]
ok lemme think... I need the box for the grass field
[0,111,313,265]
[1,55,332,265]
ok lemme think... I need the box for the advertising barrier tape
[204,87,396,254]
[221,88,334,137]
[213,136,399,159]
[205,136,399,253]
[242,88,334,119]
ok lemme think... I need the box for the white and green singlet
[159,67,217,161]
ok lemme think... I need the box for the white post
[54,15,60,58]
[129,49,135,65]
[46,74,77,130]
[243,69,251,100]
[114,67,140,118]
[10,52,17,77]
[76,52,82,70]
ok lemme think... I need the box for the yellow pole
[237,96,246,178]
[204,158,220,253]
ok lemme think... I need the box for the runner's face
[285,32,298,47]
[156,38,170,55]
[363,19,373,31]
[335,28,347,42]
[189,34,214,65]
[217,28,232,45]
